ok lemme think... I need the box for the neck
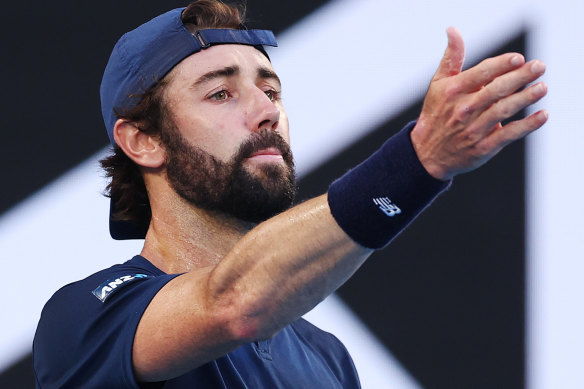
[141,189,254,274]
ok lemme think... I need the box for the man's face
[160,44,296,223]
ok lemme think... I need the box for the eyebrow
[257,66,281,87]
[192,66,239,89]
[191,65,282,89]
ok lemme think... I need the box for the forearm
[208,194,372,341]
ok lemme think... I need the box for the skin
[113,28,547,383]
[412,28,548,180]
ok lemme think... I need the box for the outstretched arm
[132,28,547,382]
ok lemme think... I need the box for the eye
[264,89,280,102]
[209,90,229,101]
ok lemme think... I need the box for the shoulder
[45,255,167,306]
[33,256,179,388]
[36,255,177,339]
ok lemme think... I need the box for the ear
[113,119,165,169]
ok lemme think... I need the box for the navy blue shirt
[33,256,360,388]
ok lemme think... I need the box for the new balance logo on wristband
[373,197,402,217]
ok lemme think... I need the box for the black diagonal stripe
[297,33,527,389]
[0,355,34,389]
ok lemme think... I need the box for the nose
[246,87,280,133]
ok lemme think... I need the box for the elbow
[218,300,280,343]
[229,319,262,343]
[206,270,281,343]
[231,312,280,343]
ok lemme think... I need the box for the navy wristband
[327,121,450,249]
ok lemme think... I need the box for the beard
[163,126,297,224]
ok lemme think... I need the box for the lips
[248,147,282,158]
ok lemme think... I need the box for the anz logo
[92,274,150,303]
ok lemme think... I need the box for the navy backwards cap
[100,7,278,240]
[100,7,278,145]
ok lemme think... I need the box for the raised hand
[411,27,548,181]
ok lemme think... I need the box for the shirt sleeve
[33,268,180,389]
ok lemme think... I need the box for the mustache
[233,129,294,167]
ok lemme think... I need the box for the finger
[473,60,546,112]
[473,81,548,138]
[433,27,465,81]
[483,109,549,150]
[456,53,525,93]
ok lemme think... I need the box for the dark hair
[182,0,245,30]
[100,0,247,225]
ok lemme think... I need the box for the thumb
[433,27,465,81]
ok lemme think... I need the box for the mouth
[245,147,284,162]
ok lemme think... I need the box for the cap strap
[194,29,277,49]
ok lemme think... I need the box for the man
[33,0,548,387]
